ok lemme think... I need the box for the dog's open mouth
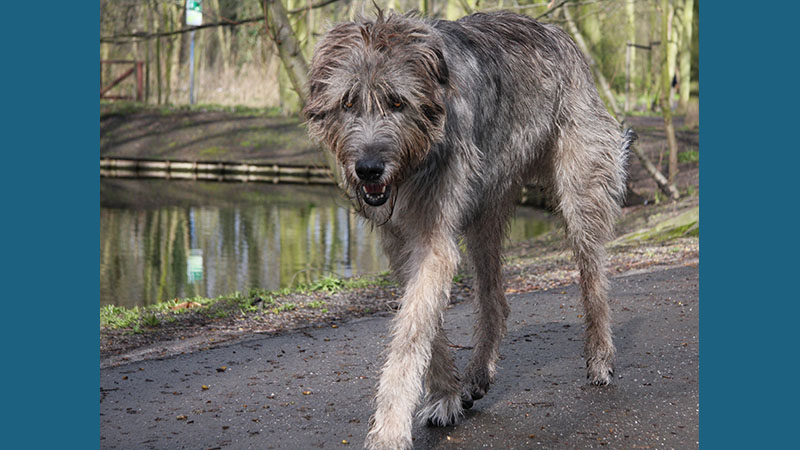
[360,183,391,206]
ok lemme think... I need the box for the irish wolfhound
[304,9,634,450]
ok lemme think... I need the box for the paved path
[101,264,698,449]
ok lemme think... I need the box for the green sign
[186,0,202,26]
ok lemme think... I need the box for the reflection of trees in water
[100,180,553,307]
[100,186,388,307]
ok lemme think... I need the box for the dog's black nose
[355,158,385,182]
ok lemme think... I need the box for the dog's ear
[303,80,326,123]
[432,47,449,86]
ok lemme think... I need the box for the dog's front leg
[366,233,459,450]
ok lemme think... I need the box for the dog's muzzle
[355,157,391,206]
[360,182,391,206]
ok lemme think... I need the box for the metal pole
[189,30,196,105]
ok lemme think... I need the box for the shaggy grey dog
[303,10,634,450]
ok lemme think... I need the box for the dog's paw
[460,367,492,409]
[586,358,614,386]
[366,416,413,450]
[419,392,464,427]
[364,435,413,450]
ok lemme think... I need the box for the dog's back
[415,11,629,227]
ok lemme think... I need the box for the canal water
[100,178,557,308]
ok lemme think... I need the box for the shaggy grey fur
[304,10,635,450]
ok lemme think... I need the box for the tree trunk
[208,0,231,74]
[419,0,430,17]
[261,0,309,105]
[661,0,679,183]
[163,2,174,104]
[578,2,602,49]
[631,141,681,201]
[563,6,620,118]
[305,0,315,58]
[678,0,694,114]
[625,0,636,111]
[154,1,162,105]
[261,0,341,184]
[195,30,206,104]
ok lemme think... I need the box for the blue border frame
[701,2,798,448]
[5,3,99,448]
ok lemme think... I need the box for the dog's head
[303,11,450,210]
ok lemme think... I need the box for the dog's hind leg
[461,212,512,408]
[366,231,460,450]
[553,130,626,386]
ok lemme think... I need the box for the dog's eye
[389,97,404,111]
[343,100,353,110]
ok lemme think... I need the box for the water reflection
[100,179,387,307]
[100,178,556,308]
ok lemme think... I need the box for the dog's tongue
[364,183,385,194]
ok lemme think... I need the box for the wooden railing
[100,60,144,101]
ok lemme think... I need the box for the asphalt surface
[100,263,698,449]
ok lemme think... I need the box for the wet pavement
[100,263,698,449]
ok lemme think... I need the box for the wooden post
[136,61,144,102]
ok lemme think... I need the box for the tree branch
[100,0,343,43]
[535,0,573,20]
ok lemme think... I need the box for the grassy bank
[101,272,395,332]
[100,101,324,166]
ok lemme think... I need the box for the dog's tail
[621,127,638,153]
[614,127,637,206]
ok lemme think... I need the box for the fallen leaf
[176,415,187,420]
[170,301,203,310]
[202,385,209,390]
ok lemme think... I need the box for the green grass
[678,150,699,164]
[198,145,226,157]
[101,272,396,331]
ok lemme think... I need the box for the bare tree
[261,0,309,104]
[624,0,635,112]
[678,0,694,114]
[661,0,680,183]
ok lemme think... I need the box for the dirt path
[101,263,698,449]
